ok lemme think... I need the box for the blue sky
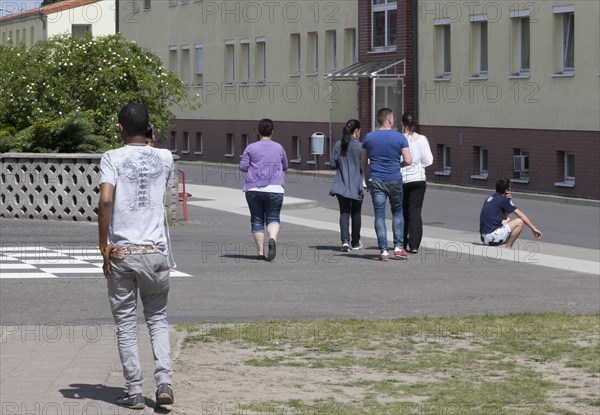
[1,0,42,14]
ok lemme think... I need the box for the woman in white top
[400,113,434,253]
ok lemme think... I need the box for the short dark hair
[258,118,274,137]
[495,178,511,194]
[118,103,149,137]
[376,108,393,127]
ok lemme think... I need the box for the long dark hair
[341,119,361,154]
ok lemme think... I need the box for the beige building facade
[119,0,359,167]
[0,0,116,47]
[417,0,600,198]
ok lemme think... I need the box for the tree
[0,33,197,152]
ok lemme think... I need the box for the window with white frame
[194,132,203,155]
[307,32,319,75]
[435,144,451,175]
[470,16,488,78]
[194,44,204,86]
[512,149,529,183]
[225,133,235,157]
[169,131,177,153]
[291,136,301,162]
[510,10,530,76]
[182,132,190,153]
[553,6,574,75]
[555,151,575,187]
[225,40,235,84]
[241,134,249,153]
[471,147,489,179]
[290,33,301,75]
[372,0,397,50]
[344,28,357,66]
[564,152,575,183]
[255,37,266,82]
[29,27,34,46]
[143,0,151,10]
[181,45,190,86]
[240,39,250,84]
[169,46,178,74]
[168,0,176,7]
[434,20,451,79]
[325,30,337,72]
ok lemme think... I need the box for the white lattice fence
[0,153,179,222]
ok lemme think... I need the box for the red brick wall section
[419,125,600,199]
[358,0,415,131]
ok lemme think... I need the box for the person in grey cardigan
[329,119,364,251]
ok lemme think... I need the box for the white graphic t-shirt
[99,145,174,255]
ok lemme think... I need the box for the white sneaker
[341,243,350,252]
[379,250,390,261]
[352,241,363,250]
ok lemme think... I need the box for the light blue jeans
[368,179,404,251]
[107,253,172,394]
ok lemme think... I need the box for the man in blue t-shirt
[361,108,413,261]
[479,178,542,248]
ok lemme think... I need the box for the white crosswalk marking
[0,248,192,279]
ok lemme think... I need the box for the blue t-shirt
[362,129,409,181]
[479,193,518,235]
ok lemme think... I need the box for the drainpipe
[412,0,418,120]
[115,0,119,33]
[39,10,47,40]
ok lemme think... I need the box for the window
[194,44,204,86]
[15,29,20,45]
[169,131,177,153]
[512,149,529,183]
[553,6,574,75]
[240,39,250,83]
[434,20,451,79]
[168,0,176,6]
[555,151,575,187]
[21,29,25,44]
[471,147,488,179]
[194,132,203,155]
[344,28,357,66]
[169,46,178,74]
[470,16,488,78]
[307,32,319,75]
[181,45,190,86]
[372,0,397,50]
[2,32,6,45]
[510,11,530,76]
[225,133,235,157]
[241,134,250,153]
[225,40,235,84]
[72,25,91,39]
[143,0,151,10]
[290,33,301,75]
[325,30,337,72]
[181,132,190,153]
[435,144,451,175]
[30,27,34,46]
[291,136,301,162]
[256,37,266,82]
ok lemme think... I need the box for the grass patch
[178,313,599,413]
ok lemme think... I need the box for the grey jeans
[107,253,172,394]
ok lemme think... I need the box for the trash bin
[310,132,325,155]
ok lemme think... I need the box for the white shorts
[482,224,511,246]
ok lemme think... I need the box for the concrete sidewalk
[0,324,183,414]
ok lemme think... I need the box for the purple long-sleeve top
[239,139,289,191]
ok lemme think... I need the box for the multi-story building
[119,0,358,168]
[417,0,600,199]
[0,0,116,47]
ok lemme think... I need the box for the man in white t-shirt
[98,103,175,409]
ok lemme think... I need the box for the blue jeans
[245,191,284,232]
[368,179,404,251]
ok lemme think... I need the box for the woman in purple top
[239,119,289,261]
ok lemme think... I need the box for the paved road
[1,180,598,324]
[180,161,600,250]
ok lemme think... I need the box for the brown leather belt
[110,245,158,259]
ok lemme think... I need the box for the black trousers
[336,195,362,245]
[402,181,427,251]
